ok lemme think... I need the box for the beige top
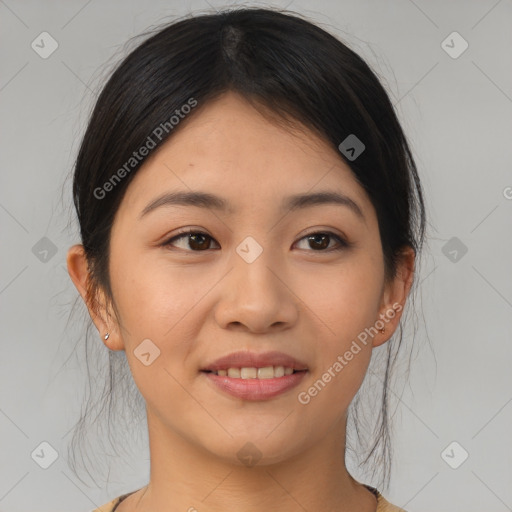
[91,484,407,512]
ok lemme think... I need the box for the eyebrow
[139,190,365,221]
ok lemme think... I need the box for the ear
[66,244,124,351]
[372,246,415,348]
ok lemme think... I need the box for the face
[69,91,413,467]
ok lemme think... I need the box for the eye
[162,229,349,252]
[163,229,219,251]
[294,231,350,252]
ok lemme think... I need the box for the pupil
[310,234,328,250]
[190,234,208,250]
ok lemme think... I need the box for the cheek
[109,244,188,334]
[302,254,382,397]
[108,258,197,417]
[309,255,383,340]
[108,245,204,369]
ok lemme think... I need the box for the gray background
[1,0,511,511]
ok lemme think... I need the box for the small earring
[379,327,385,334]
[104,333,110,340]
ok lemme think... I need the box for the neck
[125,409,377,512]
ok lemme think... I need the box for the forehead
[118,92,374,220]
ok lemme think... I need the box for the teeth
[257,366,274,379]
[240,367,257,379]
[212,366,299,379]
[274,366,285,378]
[227,368,241,378]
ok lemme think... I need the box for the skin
[67,91,414,512]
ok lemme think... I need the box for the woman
[67,7,425,512]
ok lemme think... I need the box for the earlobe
[66,244,124,351]
[101,330,125,351]
[371,302,404,348]
[373,246,415,348]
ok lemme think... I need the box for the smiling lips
[200,350,308,400]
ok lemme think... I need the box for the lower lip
[201,370,307,401]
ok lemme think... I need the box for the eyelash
[161,228,351,253]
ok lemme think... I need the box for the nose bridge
[215,233,297,331]
[233,233,283,301]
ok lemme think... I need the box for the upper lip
[201,350,308,372]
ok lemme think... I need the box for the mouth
[201,366,307,379]
[200,366,308,400]
[199,350,309,400]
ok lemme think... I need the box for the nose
[213,246,299,334]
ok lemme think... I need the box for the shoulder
[362,484,407,512]
[90,496,121,512]
[376,492,408,512]
[91,488,137,512]
[92,486,407,512]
